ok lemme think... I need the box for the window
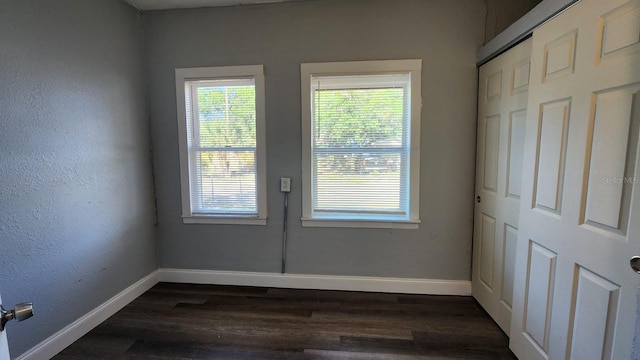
[300,60,422,229]
[175,65,267,225]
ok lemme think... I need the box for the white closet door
[0,292,10,360]
[510,0,640,359]
[473,38,532,335]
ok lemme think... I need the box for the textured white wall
[0,0,157,355]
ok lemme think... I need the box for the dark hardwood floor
[53,283,517,359]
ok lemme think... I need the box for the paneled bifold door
[510,0,640,359]
[473,38,532,335]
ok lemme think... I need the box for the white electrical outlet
[280,177,291,192]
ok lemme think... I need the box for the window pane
[310,73,410,218]
[194,150,256,213]
[196,84,256,147]
[313,87,404,149]
[313,151,405,213]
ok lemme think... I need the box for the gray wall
[484,0,543,42]
[0,0,157,356]
[145,0,485,280]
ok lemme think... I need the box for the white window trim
[175,65,267,225]
[300,59,422,229]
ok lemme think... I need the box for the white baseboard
[15,270,159,360]
[158,268,471,296]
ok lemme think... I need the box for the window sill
[183,216,267,225]
[301,218,420,229]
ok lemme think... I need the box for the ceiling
[123,0,306,11]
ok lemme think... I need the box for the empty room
[1,0,639,359]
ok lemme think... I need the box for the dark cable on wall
[281,192,289,273]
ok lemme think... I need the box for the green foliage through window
[197,85,256,148]
[314,88,404,148]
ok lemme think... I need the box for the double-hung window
[300,60,422,229]
[175,65,267,225]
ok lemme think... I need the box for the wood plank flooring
[53,283,517,360]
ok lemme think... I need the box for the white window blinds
[310,73,411,220]
[184,78,258,215]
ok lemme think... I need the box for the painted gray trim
[477,0,580,66]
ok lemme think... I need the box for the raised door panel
[543,31,577,82]
[484,116,501,193]
[598,1,640,62]
[533,99,570,215]
[487,70,503,102]
[507,110,527,199]
[567,267,620,360]
[512,60,531,95]
[501,225,518,309]
[582,86,640,235]
[523,241,556,354]
[480,214,497,290]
